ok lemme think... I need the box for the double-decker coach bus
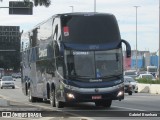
[21,12,131,108]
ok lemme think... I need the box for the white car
[136,74,156,81]
[0,76,15,89]
[124,76,138,93]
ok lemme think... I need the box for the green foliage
[33,0,51,7]
[136,78,160,84]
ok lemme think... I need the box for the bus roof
[56,12,114,16]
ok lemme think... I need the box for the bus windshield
[61,14,120,44]
[64,49,123,79]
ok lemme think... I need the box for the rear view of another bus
[147,66,158,77]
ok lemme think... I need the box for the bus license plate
[92,95,102,100]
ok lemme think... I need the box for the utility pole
[134,6,140,71]
[69,6,74,12]
[159,0,160,79]
[94,0,96,12]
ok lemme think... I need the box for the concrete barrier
[138,83,160,94]
[150,84,160,94]
[0,98,10,106]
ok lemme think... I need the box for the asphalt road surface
[0,78,160,120]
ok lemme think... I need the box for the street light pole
[134,6,140,70]
[94,0,96,12]
[69,6,74,12]
[159,0,160,78]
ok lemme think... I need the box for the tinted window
[61,14,120,44]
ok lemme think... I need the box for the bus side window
[46,60,55,77]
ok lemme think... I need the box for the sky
[0,0,159,53]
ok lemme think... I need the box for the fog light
[117,91,123,97]
[67,93,75,99]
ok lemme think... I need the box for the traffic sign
[9,1,33,15]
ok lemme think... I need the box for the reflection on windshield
[2,77,13,81]
[65,49,122,79]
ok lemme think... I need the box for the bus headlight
[117,91,123,97]
[67,93,75,99]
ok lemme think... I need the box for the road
[0,78,160,120]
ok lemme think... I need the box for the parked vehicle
[124,76,138,93]
[136,73,156,81]
[0,76,15,89]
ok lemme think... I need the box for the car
[124,70,138,79]
[136,73,156,81]
[124,76,138,93]
[0,76,15,89]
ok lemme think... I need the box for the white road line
[112,105,146,111]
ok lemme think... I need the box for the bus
[147,66,157,77]
[21,12,131,108]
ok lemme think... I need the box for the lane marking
[112,105,146,111]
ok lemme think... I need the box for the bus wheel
[50,89,56,107]
[55,100,64,108]
[28,88,36,102]
[55,92,64,108]
[128,91,132,95]
[104,100,112,108]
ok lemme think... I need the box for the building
[124,50,159,70]
[0,26,20,71]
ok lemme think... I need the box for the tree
[0,0,51,7]
[32,0,51,7]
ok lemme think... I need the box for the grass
[136,78,160,84]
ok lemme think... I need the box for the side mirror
[121,39,131,58]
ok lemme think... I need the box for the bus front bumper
[64,84,124,102]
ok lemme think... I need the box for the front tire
[28,88,36,102]
[128,91,132,95]
[55,99,64,108]
[50,88,64,108]
[50,89,56,107]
